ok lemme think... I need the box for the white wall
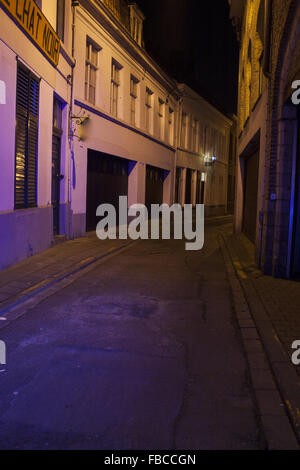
[176,85,232,210]
[74,8,178,146]
[38,81,53,207]
[0,2,72,237]
[0,41,16,212]
[42,0,58,31]
[71,7,178,216]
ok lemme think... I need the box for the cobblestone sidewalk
[0,234,131,314]
[223,231,300,375]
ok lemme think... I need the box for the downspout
[68,0,78,239]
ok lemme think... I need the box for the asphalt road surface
[0,218,264,450]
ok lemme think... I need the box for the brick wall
[261,0,300,277]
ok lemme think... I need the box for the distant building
[229,0,300,278]
[176,84,233,216]
[0,0,235,270]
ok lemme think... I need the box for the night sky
[137,0,239,115]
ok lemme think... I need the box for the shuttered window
[15,63,39,209]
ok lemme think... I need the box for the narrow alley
[0,218,264,450]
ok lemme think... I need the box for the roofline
[78,0,181,99]
[178,83,233,126]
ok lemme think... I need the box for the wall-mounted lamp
[71,112,91,141]
[204,155,216,166]
[71,113,90,127]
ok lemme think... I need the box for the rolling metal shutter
[145,165,165,210]
[86,150,129,231]
[185,168,192,204]
[175,167,181,203]
[15,63,39,209]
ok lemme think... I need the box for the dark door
[227,174,236,214]
[52,98,63,236]
[185,168,192,204]
[86,150,129,231]
[145,165,165,210]
[52,133,61,235]
[196,172,205,205]
[291,116,300,277]
[196,171,201,204]
[243,150,259,243]
[200,180,205,204]
[175,167,181,203]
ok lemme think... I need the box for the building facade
[0,0,74,269]
[0,0,234,270]
[230,0,300,278]
[71,0,180,235]
[176,84,233,216]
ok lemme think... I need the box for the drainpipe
[68,0,78,239]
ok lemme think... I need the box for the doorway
[52,98,63,236]
[86,150,129,232]
[185,168,192,204]
[291,113,300,277]
[242,150,259,243]
[145,164,165,210]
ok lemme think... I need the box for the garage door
[145,165,165,210]
[185,169,192,204]
[292,125,300,277]
[243,150,259,243]
[175,167,181,203]
[86,150,129,231]
[196,171,205,205]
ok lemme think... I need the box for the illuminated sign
[0,0,60,66]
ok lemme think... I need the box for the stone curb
[219,234,299,450]
[0,240,137,331]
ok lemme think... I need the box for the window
[180,112,187,148]
[192,119,198,152]
[111,60,121,117]
[131,16,141,44]
[145,87,153,133]
[130,75,138,126]
[200,123,206,155]
[158,98,164,140]
[85,40,99,105]
[168,107,174,145]
[212,129,218,156]
[56,0,65,41]
[15,63,40,209]
[53,97,63,131]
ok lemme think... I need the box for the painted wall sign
[0,0,60,66]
